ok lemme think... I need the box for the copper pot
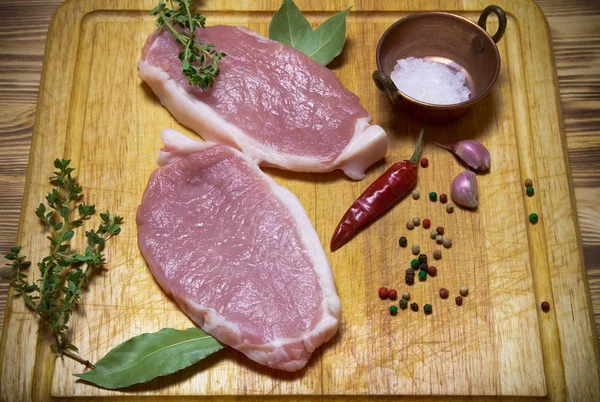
[373,5,507,121]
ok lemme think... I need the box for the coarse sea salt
[390,57,471,105]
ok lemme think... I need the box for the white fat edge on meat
[157,128,217,166]
[334,118,388,180]
[157,129,341,368]
[138,60,387,179]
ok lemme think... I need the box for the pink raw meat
[136,129,341,371]
[138,25,387,180]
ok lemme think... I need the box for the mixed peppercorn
[525,178,539,224]
[382,192,467,315]
[371,157,544,320]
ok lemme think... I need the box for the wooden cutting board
[1,0,598,400]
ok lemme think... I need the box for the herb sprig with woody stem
[151,0,225,89]
[5,159,123,369]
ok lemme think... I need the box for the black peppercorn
[405,268,415,285]
[419,263,428,272]
[398,236,408,247]
[399,298,408,309]
[418,254,427,264]
[410,302,419,312]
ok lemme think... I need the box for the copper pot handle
[477,5,507,43]
[372,70,400,104]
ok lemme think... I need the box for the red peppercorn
[378,287,389,299]
[436,226,445,236]
[541,301,550,312]
[439,194,448,203]
[422,218,431,229]
[428,266,437,276]
[439,288,449,299]
[455,295,463,306]
[388,289,398,300]
[420,158,429,168]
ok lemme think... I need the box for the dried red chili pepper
[330,124,425,252]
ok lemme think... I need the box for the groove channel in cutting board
[0,0,598,401]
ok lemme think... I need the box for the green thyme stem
[4,159,123,367]
[182,0,194,31]
[54,231,110,333]
[37,180,73,313]
[62,348,96,370]
[53,332,95,370]
[151,0,225,89]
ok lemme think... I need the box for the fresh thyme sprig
[151,0,226,89]
[4,159,123,369]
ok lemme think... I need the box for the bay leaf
[268,0,311,49]
[295,7,351,66]
[74,327,224,389]
[269,0,351,66]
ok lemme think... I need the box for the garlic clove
[451,170,479,208]
[436,140,491,171]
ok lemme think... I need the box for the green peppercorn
[443,237,452,248]
[412,190,420,200]
[402,291,410,300]
[430,230,438,239]
[398,236,408,247]
[399,298,408,309]
[412,244,420,255]
[529,213,539,224]
[429,192,437,201]
[412,217,420,226]
[526,187,534,197]
[524,178,533,188]
[418,270,427,281]
[411,259,419,269]
[436,235,443,244]
[459,285,469,296]
[446,204,454,213]
[424,304,432,314]
[390,305,399,315]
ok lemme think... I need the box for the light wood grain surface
[0,0,598,399]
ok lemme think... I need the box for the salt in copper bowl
[372,5,507,121]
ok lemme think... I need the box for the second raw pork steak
[137,130,341,371]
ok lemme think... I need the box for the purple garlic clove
[436,140,491,171]
[451,170,479,208]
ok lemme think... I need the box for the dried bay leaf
[269,0,351,66]
[75,327,224,389]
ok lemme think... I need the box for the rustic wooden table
[0,0,598,354]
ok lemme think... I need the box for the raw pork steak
[137,129,341,371]
[139,25,387,180]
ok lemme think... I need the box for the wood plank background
[0,0,598,360]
